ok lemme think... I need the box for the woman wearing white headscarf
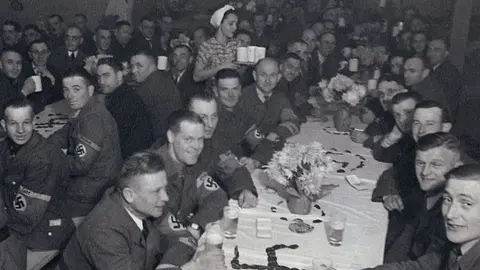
[193,5,239,83]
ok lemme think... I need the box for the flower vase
[334,107,352,132]
[287,194,312,215]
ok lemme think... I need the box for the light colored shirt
[68,50,79,58]
[255,87,272,103]
[124,207,143,231]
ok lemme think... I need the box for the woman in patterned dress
[193,6,239,84]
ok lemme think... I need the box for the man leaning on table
[373,100,453,251]
[61,151,225,270]
[151,110,228,266]
[236,57,301,165]
[187,90,258,208]
[30,68,122,250]
[0,98,69,269]
[366,163,480,270]
[383,133,464,263]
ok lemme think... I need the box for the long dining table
[29,101,390,270]
[222,117,391,270]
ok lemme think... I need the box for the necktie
[444,247,462,270]
[142,219,151,240]
[70,52,75,61]
[264,95,270,105]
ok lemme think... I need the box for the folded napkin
[345,175,373,191]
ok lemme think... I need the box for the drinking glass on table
[205,223,224,251]
[325,212,346,246]
[222,206,240,239]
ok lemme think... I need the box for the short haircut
[132,49,155,62]
[48,14,64,22]
[282,52,302,63]
[167,109,204,134]
[0,48,22,58]
[415,100,449,122]
[2,20,21,32]
[254,57,279,72]
[253,12,266,19]
[215,68,240,83]
[288,39,308,48]
[411,31,428,40]
[62,67,95,86]
[172,44,193,56]
[116,150,166,190]
[378,73,403,84]
[446,164,480,182]
[29,38,50,51]
[235,29,252,39]
[140,15,155,23]
[24,24,41,33]
[406,56,428,69]
[319,32,336,41]
[391,91,422,106]
[221,9,237,23]
[74,13,87,21]
[2,98,34,120]
[66,24,83,36]
[389,50,407,61]
[115,20,131,29]
[97,57,122,73]
[416,132,462,156]
[187,91,217,109]
[429,36,450,50]
[95,25,111,34]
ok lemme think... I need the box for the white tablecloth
[34,100,70,138]
[223,119,390,270]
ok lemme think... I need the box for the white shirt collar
[255,87,272,103]
[68,50,79,57]
[317,51,326,64]
[124,207,143,231]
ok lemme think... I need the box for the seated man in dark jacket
[366,164,480,270]
[383,133,463,263]
[0,98,69,268]
[151,110,228,266]
[96,57,154,159]
[373,100,453,252]
[277,53,312,121]
[29,68,122,250]
[169,45,204,106]
[61,151,225,270]
[187,91,257,208]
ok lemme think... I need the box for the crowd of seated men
[0,1,479,269]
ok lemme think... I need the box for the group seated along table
[222,116,391,270]
[29,101,390,270]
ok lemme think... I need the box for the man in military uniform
[151,110,228,266]
[187,91,257,208]
[28,68,122,250]
[0,98,69,268]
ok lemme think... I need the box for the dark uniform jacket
[61,189,169,270]
[411,76,451,120]
[196,107,257,199]
[308,51,341,85]
[110,39,133,63]
[22,62,64,107]
[0,133,69,239]
[170,66,205,106]
[48,98,122,217]
[136,70,181,143]
[431,60,463,116]
[276,75,312,121]
[0,73,24,118]
[384,197,448,263]
[367,241,480,270]
[104,83,154,159]
[153,144,228,229]
[131,32,166,57]
[151,145,227,266]
[236,84,300,164]
[47,47,89,75]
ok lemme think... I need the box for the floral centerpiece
[319,74,367,131]
[264,142,335,214]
